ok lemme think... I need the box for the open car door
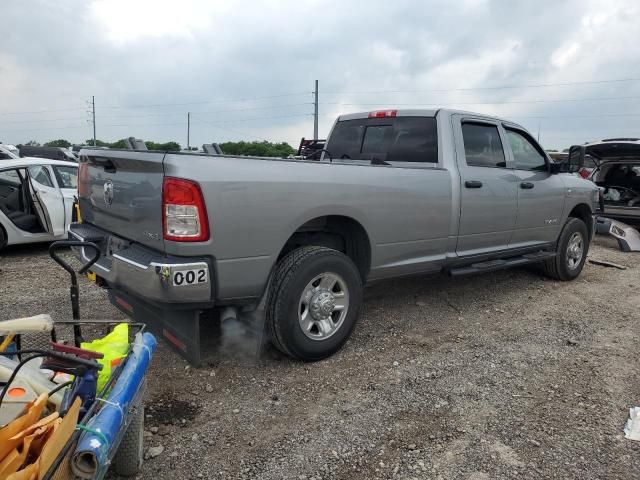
[26,165,66,236]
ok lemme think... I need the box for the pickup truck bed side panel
[163,155,453,299]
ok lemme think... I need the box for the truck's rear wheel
[543,217,589,281]
[267,246,362,361]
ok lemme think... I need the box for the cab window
[461,123,506,168]
[506,129,547,171]
[326,116,438,163]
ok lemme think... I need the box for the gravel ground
[1,236,639,479]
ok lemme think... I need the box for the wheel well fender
[567,203,593,239]
[276,215,372,282]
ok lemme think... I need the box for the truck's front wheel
[267,246,363,361]
[543,217,589,281]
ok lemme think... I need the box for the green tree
[25,140,40,146]
[145,141,181,151]
[44,139,71,148]
[109,139,128,149]
[81,139,182,151]
[219,141,295,158]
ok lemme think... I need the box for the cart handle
[49,240,101,343]
[49,240,101,275]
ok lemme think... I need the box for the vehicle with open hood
[571,139,640,224]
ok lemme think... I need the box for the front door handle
[520,182,534,189]
[465,180,483,189]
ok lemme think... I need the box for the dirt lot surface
[1,236,639,479]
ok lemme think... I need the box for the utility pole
[313,79,319,140]
[187,112,191,150]
[92,96,96,146]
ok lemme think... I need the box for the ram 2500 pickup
[70,108,599,364]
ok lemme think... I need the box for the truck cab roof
[337,108,526,129]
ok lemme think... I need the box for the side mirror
[549,162,563,174]
[565,145,585,173]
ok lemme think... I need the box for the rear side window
[326,116,438,163]
[28,165,54,187]
[0,169,21,187]
[53,166,78,189]
[462,123,506,168]
[506,129,547,171]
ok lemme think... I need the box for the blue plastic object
[61,367,98,418]
[72,332,156,475]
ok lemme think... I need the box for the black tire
[267,246,363,361]
[113,395,145,476]
[543,217,589,281]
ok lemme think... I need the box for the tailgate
[78,149,166,250]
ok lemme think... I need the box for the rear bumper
[69,223,214,305]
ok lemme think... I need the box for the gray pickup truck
[71,108,599,364]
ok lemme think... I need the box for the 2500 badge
[172,268,208,286]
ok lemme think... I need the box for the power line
[321,95,640,108]
[0,107,86,116]
[100,121,187,128]
[0,124,87,132]
[97,113,310,129]
[0,116,87,125]
[512,112,640,119]
[96,102,313,119]
[4,93,635,125]
[98,91,311,109]
[0,92,310,116]
[190,115,269,141]
[323,77,640,95]
[187,113,312,125]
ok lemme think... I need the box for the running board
[446,251,556,277]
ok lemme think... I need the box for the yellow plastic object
[86,272,97,283]
[0,334,15,352]
[81,323,129,392]
[74,199,82,223]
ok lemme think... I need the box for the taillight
[579,168,590,179]
[162,177,209,242]
[368,110,397,118]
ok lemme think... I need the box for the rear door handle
[464,180,483,189]
[520,182,534,189]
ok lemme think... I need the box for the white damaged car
[0,157,78,250]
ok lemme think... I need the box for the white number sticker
[173,268,208,286]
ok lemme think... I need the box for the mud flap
[108,290,203,366]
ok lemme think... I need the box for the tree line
[34,138,296,157]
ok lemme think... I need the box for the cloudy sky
[1,0,639,150]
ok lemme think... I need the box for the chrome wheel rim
[298,272,349,341]
[566,232,584,270]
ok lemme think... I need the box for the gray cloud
[1,0,639,150]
